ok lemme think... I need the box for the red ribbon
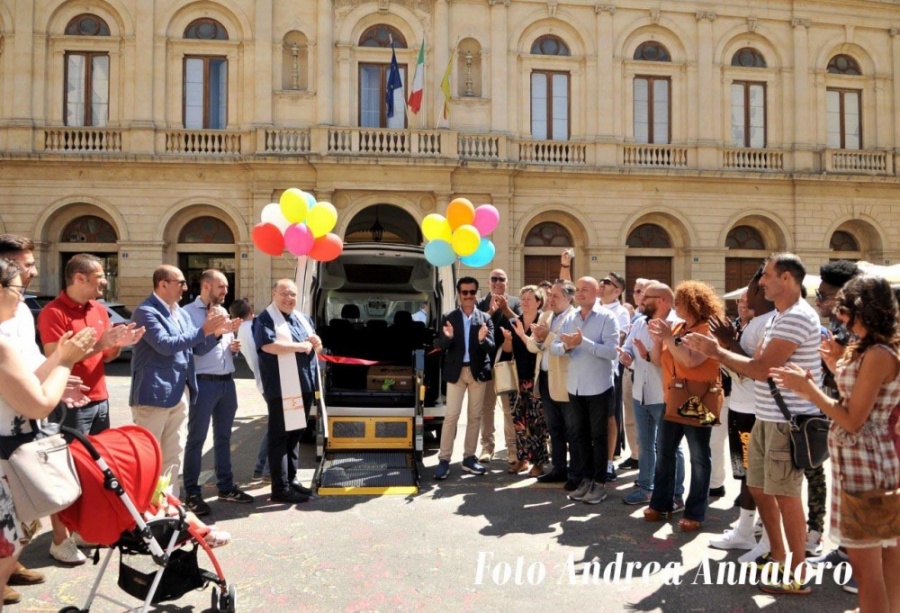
[317,347,441,366]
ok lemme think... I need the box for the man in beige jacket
[526,279,577,489]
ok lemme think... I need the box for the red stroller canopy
[59,425,162,546]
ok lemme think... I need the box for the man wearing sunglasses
[434,277,495,480]
[130,265,234,498]
[476,269,521,465]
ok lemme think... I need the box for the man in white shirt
[598,272,631,482]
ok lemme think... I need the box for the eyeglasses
[643,294,661,300]
[3,284,26,297]
[600,278,622,291]
[815,289,835,303]
[490,277,506,283]
[459,289,478,296]
[167,279,188,286]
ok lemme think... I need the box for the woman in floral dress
[771,275,900,612]
[0,259,95,595]
[499,285,549,476]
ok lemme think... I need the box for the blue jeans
[183,378,238,497]
[255,429,269,475]
[538,371,574,476]
[60,399,110,437]
[650,420,712,522]
[632,399,684,495]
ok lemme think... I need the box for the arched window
[634,41,671,62]
[627,224,672,248]
[827,54,861,75]
[65,14,110,36]
[359,25,406,48]
[525,222,572,246]
[830,230,860,252]
[731,48,766,68]
[184,18,228,40]
[178,216,234,243]
[725,225,765,249]
[530,36,570,56]
[61,216,117,243]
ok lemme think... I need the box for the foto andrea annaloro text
[473,552,853,587]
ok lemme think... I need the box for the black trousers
[568,388,614,483]
[266,393,313,493]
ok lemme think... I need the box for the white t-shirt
[728,310,775,414]
[754,299,823,422]
[0,301,45,371]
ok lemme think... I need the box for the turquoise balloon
[425,240,456,267]
[303,191,317,208]
[460,238,495,268]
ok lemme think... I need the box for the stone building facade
[0,0,898,308]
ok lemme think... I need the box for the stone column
[595,3,616,164]
[7,0,35,150]
[254,0,274,125]
[891,28,900,170]
[791,18,813,171]
[435,0,450,128]
[695,11,717,168]
[251,190,274,308]
[489,0,509,131]
[336,43,353,126]
[317,0,335,125]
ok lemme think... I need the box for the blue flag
[386,44,403,118]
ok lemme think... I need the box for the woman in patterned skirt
[771,275,900,612]
[499,285,549,477]
[0,259,96,596]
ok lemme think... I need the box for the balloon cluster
[421,198,498,267]
[251,189,344,262]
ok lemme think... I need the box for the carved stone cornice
[594,3,616,15]
[695,10,716,22]
[890,27,900,38]
[488,0,510,6]
[791,17,811,29]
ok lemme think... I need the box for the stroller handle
[62,425,103,461]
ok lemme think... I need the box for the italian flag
[407,39,425,115]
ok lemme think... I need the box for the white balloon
[261,202,290,233]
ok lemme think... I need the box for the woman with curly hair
[644,281,725,532]
[771,275,900,612]
[499,285,549,476]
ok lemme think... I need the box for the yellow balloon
[307,201,338,238]
[279,188,308,223]
[451,225,481,257]
[422,214,452,242]
[446,198,475,230]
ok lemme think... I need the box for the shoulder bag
[840,485,900,541]
[0,419,82,523]
[494,359,519,394]
[767,377,830,470]
[663,325,723,427]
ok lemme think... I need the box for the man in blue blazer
[130,265,230,497]
[434,276,495,480]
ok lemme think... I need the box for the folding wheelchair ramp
[313,353,425,496]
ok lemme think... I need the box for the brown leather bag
[840,486,900,541]
[664,377,723,427]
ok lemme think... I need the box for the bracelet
[560,264,570,268]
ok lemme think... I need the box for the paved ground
[14,359,856,612]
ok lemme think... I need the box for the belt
[197,374,232,381]
[462,362,470,367]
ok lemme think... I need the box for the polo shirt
[37,292,110,401]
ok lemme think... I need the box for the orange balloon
[308,233,344,262]
[446,198,475,230]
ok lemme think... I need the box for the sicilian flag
[407,40,426,115]
[440,55,453,121]
[386,43,403,119]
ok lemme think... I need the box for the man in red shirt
[37,253,143,565]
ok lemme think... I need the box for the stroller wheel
[211,586,219,611]
[59,607,83,613]
[227,582,237,612]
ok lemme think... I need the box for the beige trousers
[131,394,188,497]
[439,367,486,462]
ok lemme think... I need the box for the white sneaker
[709,528,757,551]
[738,538,769,564]
[805,529,824,556]
[50,537,87,566]
[753,517,764,537]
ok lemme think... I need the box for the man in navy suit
[130,265,230,497]
[434,276,495,480]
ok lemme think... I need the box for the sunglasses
[490,277,506,283]
[815,289,835,302]
[167,279,188,286]
[459,289,477,296]
[600,278,622,291]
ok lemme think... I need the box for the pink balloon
[472,205,500,236]
[284,223,315,256]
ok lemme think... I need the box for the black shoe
[709,486,726,498]
[618,458,640,471]
[290,480,313,496]
[733,494,741,508]
[218,488,254,504]
[606,468,618,483]
[537,470,568,484]
[563,479,579,492]
[271,488,309,503]
[185,494,211,517]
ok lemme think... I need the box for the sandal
[204,530,231,548]
[678,518,702,533]
[507,460,528,474]
[643,508,673,522]
[528,465,544,478]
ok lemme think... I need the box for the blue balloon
[460,238,495,268]
[303,191,317,208]
[425,239,456,267]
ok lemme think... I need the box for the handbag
[840,486,900,541]
[767,378,830,470]
[664,377,723,427]
[0,420,82,523]
[494,359,519,395]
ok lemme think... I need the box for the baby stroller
[56,425,236,612]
